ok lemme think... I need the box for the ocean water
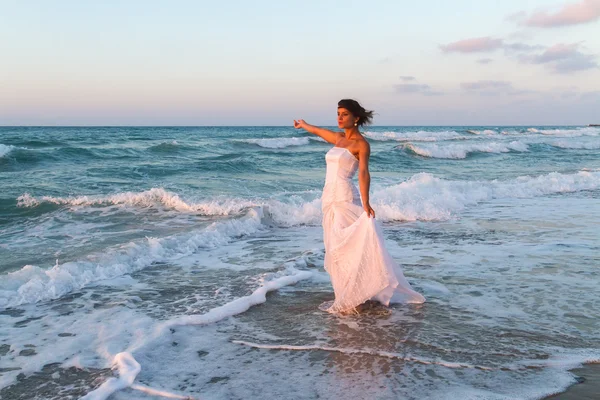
[0,125,599,400]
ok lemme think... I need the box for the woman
[294,99,425,313]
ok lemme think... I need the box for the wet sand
[545,364,600,400]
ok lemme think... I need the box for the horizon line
[0,124,594,128]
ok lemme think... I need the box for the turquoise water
[1,126,599,399]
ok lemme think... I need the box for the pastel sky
[1,0,599,125]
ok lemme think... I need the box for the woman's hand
[293,119,306,129]
[364,203,375,218]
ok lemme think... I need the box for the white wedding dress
[321,147,425,313]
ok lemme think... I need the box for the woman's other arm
[357,142,375,218]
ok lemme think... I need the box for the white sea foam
[265,197,322,226]
[511,349,600,370]
[80,267,313,399]
[419,280,451,295]
[0,251,314,391]
[0,144,16,157]
[0,209,265,309]
[17,189,256,215]
[17,187,324,227]
[239,137,310,148]
[3,213,599,400]
[129,384,194,399]
[16,192,322,238]
[14,168,600,232]
[5,170,599,308]
[270,169,594,226]
[373,170,600,222]
[232,340,490,369]
[465,129,496,135]
[549,140,600,150]
[80,352,141,400]
[365,130,465,142]
[4,127,600,400]
[537,127,600,136]
[525,127,599,137]
[403,141,528,159]
[163,268,314,329]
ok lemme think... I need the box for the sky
[0,0,599,126]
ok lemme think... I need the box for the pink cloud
[517,0,600,27]
[440,37,504,53]
[503,43,545,53]
[534,43,581,62]
[521,42,599,73]
[440,37,542,58]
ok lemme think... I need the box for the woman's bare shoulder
[356,137,370,152]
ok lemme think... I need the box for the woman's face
[337,108,358,129]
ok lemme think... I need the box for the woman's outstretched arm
[293,119,342,145]
[358,142,375,218]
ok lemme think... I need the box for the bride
[294,99,425,313]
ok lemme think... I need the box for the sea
[0,125,599,400]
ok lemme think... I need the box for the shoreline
[544,363,600,399]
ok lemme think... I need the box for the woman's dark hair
[337,99,374,127]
